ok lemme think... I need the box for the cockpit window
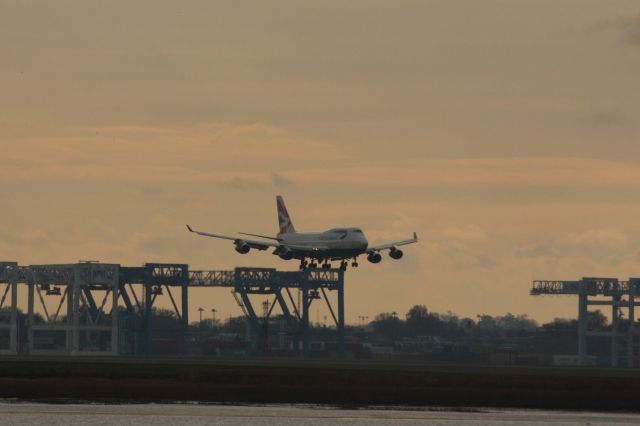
[353,229,363,233]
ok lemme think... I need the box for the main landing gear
[299,259,313,270]
[338,257,359,271]
[299,258,322,270]
[299,257,358,271]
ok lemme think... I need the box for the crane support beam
[0,261,346,359]
[532,276,640,368]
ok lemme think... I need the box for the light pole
[358,315,369,328]
[211,308,217,324]
[198,307,204,325]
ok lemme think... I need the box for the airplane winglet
[186,224,194,232]
[414,232,418,241]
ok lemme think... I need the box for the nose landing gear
[299,258,318,270]
[299,259,308,270]
[301,258,357,271]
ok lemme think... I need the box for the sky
[1,0,640,324]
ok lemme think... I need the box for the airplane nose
[361,235,369,249]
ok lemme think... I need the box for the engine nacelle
[367,252,382,264]
[389,248,404,260]
[278,247,294,260]
[235,241,250,254]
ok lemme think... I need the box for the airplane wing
[367,232,418,253]
[284,244,332,253]
[239,232,282,241]
[186,225,279,251]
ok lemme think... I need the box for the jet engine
[389,248,404,260]
[235,241,250,254]
[367,252,382,263]
[278,247,294,260]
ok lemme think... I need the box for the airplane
[186,196,418,271]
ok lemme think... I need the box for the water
[0,403,639,425]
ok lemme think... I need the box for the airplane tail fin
[276,195,296,234]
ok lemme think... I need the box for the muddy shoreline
[0,358,637,411]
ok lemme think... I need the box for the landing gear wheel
[339,261,347,271]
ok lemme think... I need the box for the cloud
[581,109,629,128]
[0,228,21,245]
[225,176,269,190]
[592,13,640,46]
[564,228,628,248]
[0,122,345,183]
[475,255,497,269]
[139,187,167,196]
[270,172,294,188]
[3,121,640,194]
[285,157,640,188]
[441,224,487,242]
[515,245,556,258]
[132,233,189,257]
[615,13,640,45]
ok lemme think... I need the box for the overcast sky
[2,1,640,324]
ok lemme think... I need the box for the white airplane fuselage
[277,227,369,260]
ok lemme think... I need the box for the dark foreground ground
[1,357,639,411]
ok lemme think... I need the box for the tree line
[367,304,609,340]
